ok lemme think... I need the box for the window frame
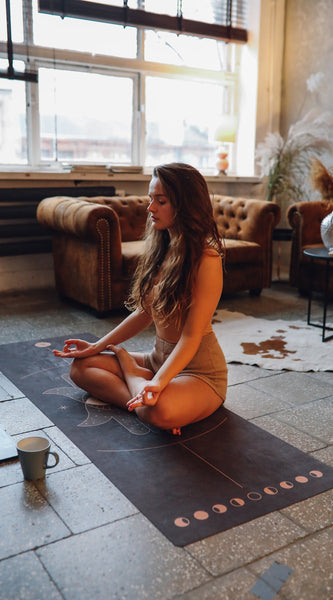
[0,0,242,172]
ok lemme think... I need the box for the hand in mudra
[53,339,97,358]
[126,382,161,411]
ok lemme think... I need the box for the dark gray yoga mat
[1,334,332,546]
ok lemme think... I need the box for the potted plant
[256,73,333,226]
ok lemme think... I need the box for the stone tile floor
[0,282,332,600]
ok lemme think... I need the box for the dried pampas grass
[311,158,333,199]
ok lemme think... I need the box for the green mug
[17,436,59,481]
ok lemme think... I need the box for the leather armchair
[287,199,333,295]
[37,194,280,314]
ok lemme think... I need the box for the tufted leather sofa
[37,194,280,314]
[287,200,333,296]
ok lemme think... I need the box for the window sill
[0,168,261,185]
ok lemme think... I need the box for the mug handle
[44,451,60,470]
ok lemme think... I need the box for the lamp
[214,115,237,175]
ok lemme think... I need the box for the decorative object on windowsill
[255,72,333,221]
[214,115,237,175]
[311,158,333,256]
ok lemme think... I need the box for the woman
[53,163,227,434]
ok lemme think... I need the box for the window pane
[0,61,27,164]
[145,77,225,172]
[144,0,177,16]
[39,69,133,164]
[181,0,219,24]
[0,0,23,42]
[33,0,137,58]
[145,30,228,70]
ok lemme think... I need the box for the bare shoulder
[203,246,221,258]
[197,248,222,283]
[200,247,222,266]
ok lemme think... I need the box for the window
[39,68,134,164]
[0,60,27,164]
[0,0,248,173]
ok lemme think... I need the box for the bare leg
[109,345,224,433]
[136,376,224,431]
[108,344,154,396]
[69,350,151,409]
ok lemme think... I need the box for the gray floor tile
[35,463,138,534]
[37,514,210,600]
[0,456,23,487]
[0,482,70,560]
[0,398,53,435]
[247,371,333,406]
[281,489,333,533]
[227,363,275,387]
[174,567,258,600]
[225,382,290,419]
[247,527,333,600]
[251,415,327,453]
[45,426,91,466]
[0,372,24,401]
[275,398,333,444]
[0,552,62,600]
[186,513,305,577]
[306,370,333,385]
[310,445,333,466]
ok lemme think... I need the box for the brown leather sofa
[37,194,280,314]
[287,199,333,296]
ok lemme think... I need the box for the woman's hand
[53,338,99,358]
[126,381,162,411]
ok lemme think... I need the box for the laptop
[0,426,18,461]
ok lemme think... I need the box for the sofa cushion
[224,239,262,265]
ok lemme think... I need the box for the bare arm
[53,308,153,358]
[127,251,222,408]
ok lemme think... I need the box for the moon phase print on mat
[264,486,278,495]
[295,475,308,483]
[280,481,294,489]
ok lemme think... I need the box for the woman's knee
[69,357,87,384]
[136,398,177,430]
[69,358,83,383]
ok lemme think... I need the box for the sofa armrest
[287,200,333,247]
[287,200,333,286]
[37,196,123,277]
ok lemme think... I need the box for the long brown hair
[127,163,224,325]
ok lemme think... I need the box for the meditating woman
[53,163,228,433]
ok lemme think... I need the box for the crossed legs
[69,345,223,431]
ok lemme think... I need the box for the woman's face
[148,176,176,232]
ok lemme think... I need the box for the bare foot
[171,427,182,436]
[108,344,153,396]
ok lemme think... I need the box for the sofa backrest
[211,195,280,243]
[83,195,150,242]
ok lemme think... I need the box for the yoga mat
[1,334,332,546]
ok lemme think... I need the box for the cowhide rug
[212,310,333,372]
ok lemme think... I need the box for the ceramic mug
[17,436,59,481]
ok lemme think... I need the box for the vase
[320,210,333,256]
